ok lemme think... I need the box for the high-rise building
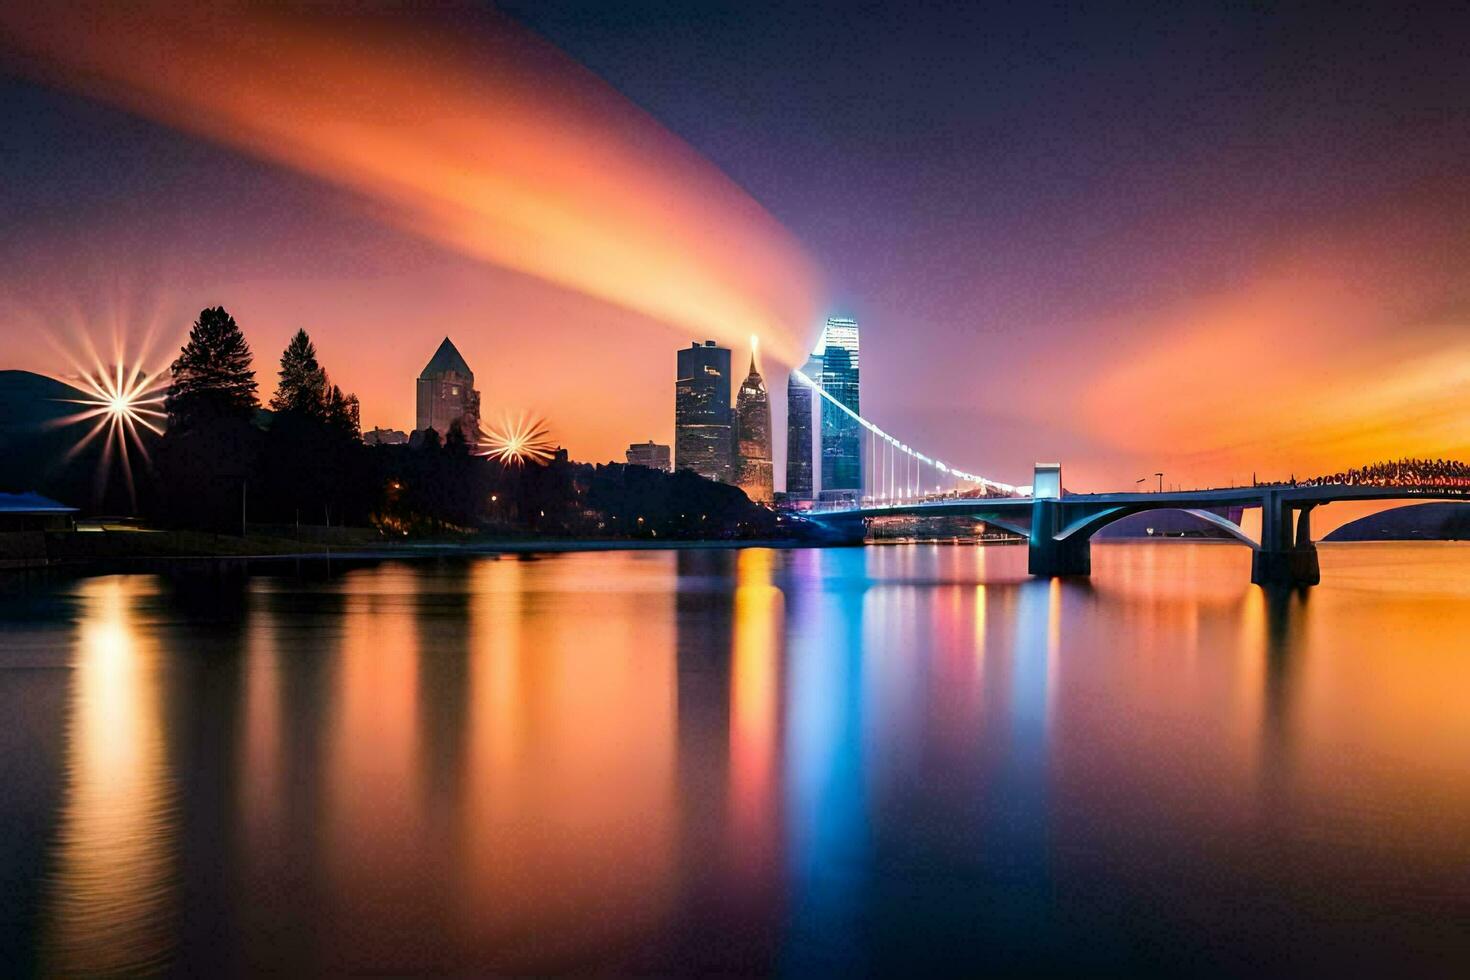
[785,353,821,500]
[734,346,773,506]
[818,316,861,495]
[626,440,672,471]
[416,337,481,441]
[674,340,733,482]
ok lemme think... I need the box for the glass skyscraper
[784,353,820,500]
[818,316,861,495]
[674,340,733,483]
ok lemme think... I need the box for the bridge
[789,369,1468,587]
[804,475,1469,586]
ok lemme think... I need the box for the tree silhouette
[325,383,361,440]
[1300,457,1470,488]
[166,306,258,430]
[270,328,327,417]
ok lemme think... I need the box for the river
[2,542,1468,974]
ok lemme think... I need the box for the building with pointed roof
[415,337,480,441]
[735,344,774,506]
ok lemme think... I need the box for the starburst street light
[51,359,170,505]
[478,414,556,466]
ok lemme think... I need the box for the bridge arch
[1055,504,1258,549]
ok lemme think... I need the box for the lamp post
[1155,472,1164,493]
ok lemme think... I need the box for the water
[2,542,1469,975]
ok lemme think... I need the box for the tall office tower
[674,340,733,482]
[416,337,481,441]
[785,353,821,499]
[818,316,861,495]
[734,347,774,506]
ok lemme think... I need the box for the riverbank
[0,526,841,571]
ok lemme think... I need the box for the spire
[420,336,473,381]
[748,334,761,378]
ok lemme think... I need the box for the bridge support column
[1251,493,1320,587]
[1028,499,1090,577]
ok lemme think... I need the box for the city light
[478,414,556,467]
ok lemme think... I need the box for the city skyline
[2,2,1468,491]
[2,5,1469,976]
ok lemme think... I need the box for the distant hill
[1324,503,1470,542]
[0,369,84,438]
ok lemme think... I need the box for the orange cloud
[0,2,822,366]
[1079,233,1470,482]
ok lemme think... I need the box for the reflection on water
[729,550,781,890]
[2,543,1469,973]
[43,577,177,974]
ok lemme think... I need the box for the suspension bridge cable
[792,369,1020,496]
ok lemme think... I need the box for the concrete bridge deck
[805,478,1468,587]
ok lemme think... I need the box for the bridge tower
[1028,463,1091,577]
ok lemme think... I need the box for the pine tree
[325,383,361,440]
[166,306,259,429]
[271,328,328,417]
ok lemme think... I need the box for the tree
[166,306,258,430]
[324,384,361,440]
[444,419,470,455]
[270,328,327,417]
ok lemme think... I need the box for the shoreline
[4,535,1462,577]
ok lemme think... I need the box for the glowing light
[478,414,556,467]
[0,3,821,366]
[50,348,170,506]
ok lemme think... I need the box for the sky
[2,0,1467,490]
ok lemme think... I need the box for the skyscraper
[735,345,773,506]
[818,316,861,496]
[785,353,821,500]
[674,340,733,482]
[416,337,480,441]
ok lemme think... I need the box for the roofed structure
[415,337,481,441]
[419,337,474,382]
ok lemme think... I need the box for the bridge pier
[1251,493,1320,587]
[1028,499,1091,577]
[1251,548,1320,587]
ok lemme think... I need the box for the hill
[1324,503,1470,542]
[0,369,154,511]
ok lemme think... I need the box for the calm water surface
[2,542,1469,975]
